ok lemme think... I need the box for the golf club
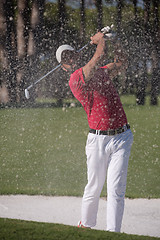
[24,63,61,99]
[24,25,115,99]
[24,42,90,99]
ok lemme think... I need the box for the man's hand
[101,25,117,41]
[90,32,104,45]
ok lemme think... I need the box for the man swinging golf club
[56,27,133,232]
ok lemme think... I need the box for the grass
[121,95,160,198]
[0,95,159,198]
[0,218,159,240]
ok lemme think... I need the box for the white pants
[81,129,133,232]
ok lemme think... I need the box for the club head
[25,89,30,99]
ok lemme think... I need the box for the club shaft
[77,42,90,52]
[27,63,61,90]
[26,42,90,91]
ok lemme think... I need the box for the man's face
[61,50,80,73]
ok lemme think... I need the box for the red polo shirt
[69,66,127,130]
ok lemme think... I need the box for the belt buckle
[96,130,101,135]
[114,129,118,135]
[123,125,127,131]
[107,130,110,136]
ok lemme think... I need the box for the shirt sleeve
[69,68,87,105]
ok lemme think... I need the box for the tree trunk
[80,0,86,45]
[58,0,67,43]
[4,0,17,103]
[116,0,123,38]
[56,0,67,105]
[150,0,159,105]
[29,0,45,54]
[133,0,138,19]
[27,0,45,102]
[17,0,30,102]
[0,0,9,103]
[94,0,103,31]
[125,0,138,94]
[136,0,150,105]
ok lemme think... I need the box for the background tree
[0,0,9,103]
[27,0,45,102]
[151,0,159,105]
[116,0,124,38]
[94,0,103,30]
[136,0,151,105]
[17,0,30,102]
[0,0,159,106]
[80,0,86,45]
[124,0,138,94]
[58,0,67,43]
[4,0,17,103]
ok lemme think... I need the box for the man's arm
[106,41,128,80]
[82,32,107,82]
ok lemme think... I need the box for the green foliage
[0,218,158,240]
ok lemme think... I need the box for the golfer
[56,31,133,232]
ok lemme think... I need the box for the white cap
[56,44,75,63]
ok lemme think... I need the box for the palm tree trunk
[136,0,150,105]
[95,0,103,31]
[58,0,67,43]
[27,0,45,102]
[116,0,123,38]
[0,0,9,103]
[4,0,17,103]
[17,0,30,102]
[150,0,159,105]
[80,0,86,45]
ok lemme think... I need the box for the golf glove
[101,25,117,40]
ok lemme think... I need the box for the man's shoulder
[69,67,86,97]
[69,67,83,84]
[71,67,82,77]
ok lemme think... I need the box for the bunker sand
[0,195,160,238]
